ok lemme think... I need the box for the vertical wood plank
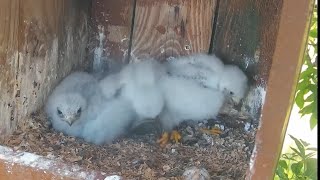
[247,0,315,178]
[131,0,216,62]
[212,0,284,119]
[0,0,20,137]
[0,0,91,138]
[212,0,283,85]
[90,0,135,73]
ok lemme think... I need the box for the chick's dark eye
[57,109,62,115]
[230,91,234,95]
[77,108,82,114]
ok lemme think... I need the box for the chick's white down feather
[117,59,166,119]
[45,72,105,137]
[158,54,248,131]
[46,71,138,145]
[46,53,248,144]
[82,97,137,145]
[158,75,225,131]
[166,54,248,103]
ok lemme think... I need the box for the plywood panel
[90,0,135,75]
[131,0,216,62]
[0,0,91,139]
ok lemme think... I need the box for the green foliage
[275,5,318,180]
[275,135,318,180]
[295,4,318,130]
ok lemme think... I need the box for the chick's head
[55,93,87,126]
[219,65,248,104]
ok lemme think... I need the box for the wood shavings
[1,103,258,179]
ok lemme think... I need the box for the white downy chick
[45,72,105,137]
[165,54,248,104]
[165,54,224,89]
[99,72,122,100]
[158,75,225,131]
[118,59,166,119]
[219,65,248,104]
[82,97,137,145]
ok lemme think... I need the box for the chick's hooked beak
[65,117,77,126]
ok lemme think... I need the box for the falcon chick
[157,54,248,146]
[81,97,137,145]
[166,54,248,103]
[45,71,105,137]
[100,59,165,119]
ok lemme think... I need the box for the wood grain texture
[0,0,20,137]
[131,0,216,62]
[212,0,283,85]
[247,0,315,178]
[90,0,135,67]
[0,0,91,138]
[212,0,284,119]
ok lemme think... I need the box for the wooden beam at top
[131,0,216,62]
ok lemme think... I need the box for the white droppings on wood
[104,175,122,180]
[247,144,258,178]
[93,25,106,73]
[0,145,108,180]
[242,85,267,120]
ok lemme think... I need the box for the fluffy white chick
[165,54,224,89]
[158,75,225,131]
[99,72,122,100]
[82,97,137,145]
[218,65,248,103]
[45,71,104,137]
[118,59,166,119]
[165,54,248,104]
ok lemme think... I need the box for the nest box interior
[0,0,313,179]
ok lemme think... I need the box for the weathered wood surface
[0,0,91,139]
[213,0,283,84]
[212,0,283,118]
[0,145,108,180]
[131,0,216,62]
[0,0,19,137]
[246,0,315,178]
[90,0,135,75]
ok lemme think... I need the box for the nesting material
[1,102,257,179]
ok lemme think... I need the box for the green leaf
[276,166,289,180]
[309,28,317,38]
[282,154,298,161]
[291,161,303,176]
[289,135,306,158]
[278,160,288,169]
[306,147,318,151]
[310,113,317,130]
[299,104,314,115]
[290,147,302,157]
[305,93,315,102]
[299,139,310,147]
[299,67,315,80]
[304,158,317,180]
[305,152,316,159]
[295,90,305,108]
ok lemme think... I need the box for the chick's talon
[157,132,170,147]
[170,130,182,143]
[200,127,223,135]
